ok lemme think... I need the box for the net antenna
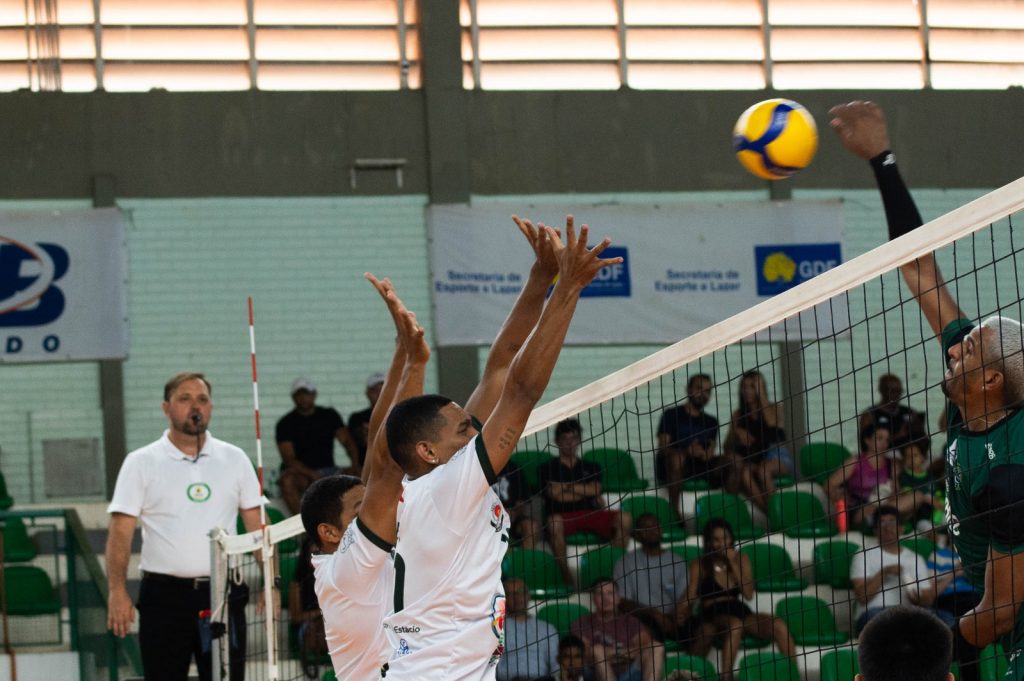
[523,176,1024,436]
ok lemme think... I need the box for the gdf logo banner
[0,208,128,363]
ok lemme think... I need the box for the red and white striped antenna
[248,296,267,529]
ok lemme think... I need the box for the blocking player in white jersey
[299,273,427,681]
[383,217,622,680]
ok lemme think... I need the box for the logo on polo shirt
[187,483,211,502]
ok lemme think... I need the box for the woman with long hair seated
[681,518,796,681]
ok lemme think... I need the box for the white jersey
[383,434,510,680]
[313,516,394,681]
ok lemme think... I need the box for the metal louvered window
[460,0,1024,90]
[3,0,418,91]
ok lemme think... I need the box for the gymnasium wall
[0,186,991,501]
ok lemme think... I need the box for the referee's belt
[142,572,211,590]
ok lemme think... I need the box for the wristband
[869,150,924,241]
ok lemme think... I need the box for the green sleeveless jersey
[942,319,1024,670]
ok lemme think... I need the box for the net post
[208,528,225,681]
[262,524,278,681]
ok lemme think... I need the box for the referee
[106,372,262,681]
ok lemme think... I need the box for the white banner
[429,200,845,346]
[0,208,129,362]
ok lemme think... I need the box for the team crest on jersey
[339,526,356,554]
[488,593,506,667]
[489,502,505,532]
[187,483,211,503]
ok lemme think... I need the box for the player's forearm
[363,341,405,483]
[506,283,581,405]
[959,598,1014,647]
[870,151,923,242]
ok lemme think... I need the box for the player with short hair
[857,605,953,681]
[832,100,1024,680]
[301,273,428,680]
[382,217,622,679]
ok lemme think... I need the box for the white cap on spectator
[291,377,316,394]
[366,372,386,388]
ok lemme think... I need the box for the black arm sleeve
[869,150,925,241]
[970,464,1024,548]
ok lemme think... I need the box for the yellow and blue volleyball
[733,98,818,181]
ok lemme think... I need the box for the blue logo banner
[755,243,842,296]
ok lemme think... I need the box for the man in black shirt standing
[276,377,359,513]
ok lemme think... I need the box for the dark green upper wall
[2,88,1022,198]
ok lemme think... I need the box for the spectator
[289,536,326,673]
[850,505,944,635]
[276,377,360,513]
[538,419,632,587]
[856,605,953,681]
[612,513,692,645]
[552,634,589,681]
[656,374,726,514]
[897,433,942,525]
[571,578,665,681]
[495,460,545,551]
[723,370,794,509]
[347,371,385,473]
[682,518,795,681]
[858,374,921,444]
[825,423,896,528]
[498,577,560,681]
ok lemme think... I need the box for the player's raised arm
[830,101,968,339]
[359,273,429,543]
[463,216,559,422]
[481,216,622,474]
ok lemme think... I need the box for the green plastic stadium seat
[565,531,604,546]
[0,472,13,510]
[578,546,625,591]
[666,654,719,681]
[618,495,686,542]
[820,649,859,681]
[740,543,807,592]
[2,517,36,562]
[3,565,61,616]
[694,492,764,540]
[900,535,936,561]
[536,601,591,637]
[681,477,713,492]
[799,442,851,484]
[671,544,702,564]
[511,450,551,493]
[321,670,336,681]
[775,595,849,647]
[279,552,298,610]
[502,548,571,599]
[767,490,837,538]
[812,540,859,589]
[773,474,796,488]
[583,448,650,493]
[737,652,799,681]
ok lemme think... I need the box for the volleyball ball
[732,98,818,180]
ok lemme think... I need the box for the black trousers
[137,573,249,681]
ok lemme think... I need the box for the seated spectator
[289,536,326,672]
[723,370,794,510]
[276,377,359,513]
[857,605,953,681]
[551,634,589,681]
[571,578,665,681]
[656,374,727,513]
[858,373,921,444]
[925,526,981,618]
[896,433,942,525]
[612,513,693,646]
[539,419,632,586]
[681,518,795,681]
[825,423,896,528]
[498,577,560,681]
[850,505,946,635]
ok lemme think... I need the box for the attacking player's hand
[107,587,135,637]
[366,272,429,365]
[546,215,623,293]
[828,101,891,160]
[513,214,559,279]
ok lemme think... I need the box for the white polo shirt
[313,516,394,681]
[383,434,510,680]
[107,430,262,578]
